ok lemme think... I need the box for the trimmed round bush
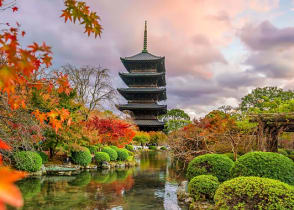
[186,154,234,181]
[214,176,294,209]
[231,152,294,185]
[188,175,220,202]
[149,145,157,150]
[94,152,110,164]
[125,144,134,151]
[278,148,288,156]
[101,147,118,161]
[37,151,48,164]
[109,145,119,151]
[223,153,239,161]
[14,151,42,172]
[117,148,129,161]
[71,147,92,166]
[86,145,99,154]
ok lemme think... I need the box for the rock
[102,162,110,169]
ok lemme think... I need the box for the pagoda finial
[142,21,148,53]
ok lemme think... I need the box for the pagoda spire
[142,21,148,53]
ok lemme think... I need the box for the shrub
[94,152,110,164]
[86,145,99,154]
[109,145,119,151]
[14,151,42,172]
[127,150,134,156]
[117,148,129,161]
[160,146,167,150]
[231,152,294,185]
[71,147,92,166]
[101,147,118,161]
[188,175,219,202]
[223,153,239,161]
[288,154,294,161]
[214,176,294,209]
[37,151,48,164]
[149,145,157,150]
[186,154,234,181]
[278,148,288,156]
[125,144,134,151]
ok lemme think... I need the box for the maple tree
[86,116,136,148]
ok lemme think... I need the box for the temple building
[117,21,167,131]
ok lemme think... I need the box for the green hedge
[186,154,234,181]
[109,145,119,151]
[14,151,42,172]
[188,175,219,202]
[86,145,99,154]
[101,147,118,161]
[223,153,239,161]
[37,151,48,164]
[125,145,134,151]
[94,152,110,164]
[71,147,92,166]
[214,176,294,209]
[117,148,129,161]
[231,152,294,185]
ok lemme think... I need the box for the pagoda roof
[119,72,164,77]
[119,72,166,87]
[118,103,167,111]
[121,52,164,61]
[134,119,165,127]
[117,87,166,93]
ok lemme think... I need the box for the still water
[16,152,188,210]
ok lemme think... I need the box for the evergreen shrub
[14,151,42,172]
[71,147,92,166]
[101,147,118,161]
[160,146,167,150]
[188,175,219,202]
[231,151,294,185]
[37,151,48,164]
[94,152,110,164]
[223,152,239,161]
[186,154,234,181]
[86,145,99,154]
[125,144,134,151]
[278,148,288,156]
[149,145,157,150]
[117,148,129,161]
[214,176,294,209]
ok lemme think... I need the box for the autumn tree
[61,64,116,119]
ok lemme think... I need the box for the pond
[15,151,188,210]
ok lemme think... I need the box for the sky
[5,0,294,118]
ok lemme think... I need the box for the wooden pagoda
[117,21,167,131]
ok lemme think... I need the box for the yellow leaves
[0,167,27,210]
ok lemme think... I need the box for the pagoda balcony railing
[131,69,157,73]
[128,100,156,103]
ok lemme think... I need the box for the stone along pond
[15,151,188,210]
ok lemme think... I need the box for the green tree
[240,87,294,113]
[159,109,191,133]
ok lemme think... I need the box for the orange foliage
[86,116,136,147]
[0,139,27,210]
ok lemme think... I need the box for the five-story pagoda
[117,21,167,131]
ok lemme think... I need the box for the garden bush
[14,151,42,172]
[71,147,92,166]
[214,176,294,209]
[37,151,48,164]
[223,152,239,161]
[160,146,167,150]
[287,154,294,161]
[149,145,157,150]
[125,144,134,151]
[188,175,219,202]
[109,145,119,151]
[101,147,118,161]
[86,145,99,154]
[278,148,288,156]
[94,152,110,164]
[231,151,294,185]
[117,148,129,161]
[186,154,234,181]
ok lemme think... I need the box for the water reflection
[14,152,187,210]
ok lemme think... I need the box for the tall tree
[159,109,191,133]
[240,87,294,112]
[61,64,116,119]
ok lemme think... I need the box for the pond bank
[17,151,188,210]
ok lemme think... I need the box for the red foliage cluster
[86,117,135,147]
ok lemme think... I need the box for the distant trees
[61,64,116,119]
[159,109,191,133]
